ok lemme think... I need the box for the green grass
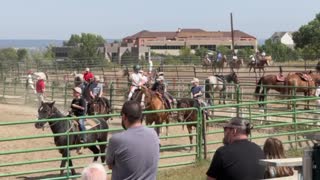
[157,160,211,180]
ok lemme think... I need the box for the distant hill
[0,39,119,49]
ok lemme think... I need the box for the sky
[0,0,319,40]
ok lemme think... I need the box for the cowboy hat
[191,77,199,83]
[72,87,82,94]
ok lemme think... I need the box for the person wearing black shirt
[206,117,265,180]
[71,87,87,143]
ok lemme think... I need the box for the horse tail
[205,78,211,99]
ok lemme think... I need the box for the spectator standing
[36,76,46,106]
[26,70,36,94]
[106,100,159,180]
[263,137,294,178]
[206,117,265,180]
[81,162,107,180]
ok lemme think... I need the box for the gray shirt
[106,126,160,180]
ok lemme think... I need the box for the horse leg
[88,145,100,162]
[187,125,193,152]
[99,144,107,163]
[60,151,67,175]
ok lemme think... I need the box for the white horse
[205,72,239,105]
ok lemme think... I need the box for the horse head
[35,101,56,129]
[230,72,239,84]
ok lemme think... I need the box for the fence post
[293,86,297,149]
[263,84,267,121]
[13,78,17,96]
[193,66,197,77]
[51,84,54,101]
[236,84,240,117]
[109,82,114,113]
[197,108,204,160]
[66,119,70,178]
[2,77,6,99]
[64,82,68,108]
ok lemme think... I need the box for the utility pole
[230,13,235,55]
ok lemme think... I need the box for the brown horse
[255,74,286,107]
[228,58,244,73]
[285,72,316,109]
[140,86,169,136]
[248,56,272,76]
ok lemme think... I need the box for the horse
[202,57,213,71]
[255,75,286,108]
[228,58,244,73]
[140,86,169,137]
[35,101,109,175]
[87,96,111,121]
[205,72,239,105]
[247,56,272,76]
[176,98,198,151]
[71,71,83,86]
[285,72,316,109]
[213,55,228,74]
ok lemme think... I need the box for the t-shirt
[206,139,265,180]
[36,80,45,93]
[89,82,103,96]
[106,126,160,180]
[130,73,142,86]
[71,98,86,116]
[83,72,94,82]
[191,86,203,98]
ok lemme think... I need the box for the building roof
[123,29,256,40]
[271,31,293,39]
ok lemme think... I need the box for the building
[270,32,295,49]
[124,28,257,54]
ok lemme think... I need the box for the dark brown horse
[228,58,244,73]
[248,56,272,76]
[87,96,111,120]
[285,72,316,109]
[140,86,169,137]
[255,74,286,107]
[35,101,109,175]
[176,98,198,150]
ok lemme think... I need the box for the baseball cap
[73,87,82,94]
[85,68,90,72]
[191,77,199,83]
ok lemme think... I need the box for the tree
[65,33,106,65]
[293,13,320,59]
[261,39,300,62]
[17,49,28,61]
[195,47,208,58]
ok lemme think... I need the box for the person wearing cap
[83,67,94,84]
[138,70,149,86]
[35,76,46,106]
[127,65,143,101]
[232,53,238,62]
[206,117,265,180]
[191,77,204,103]
[71,87,87,143]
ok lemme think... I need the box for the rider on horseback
[128,65,143,101]
[151,76,173,109]
[217,51,222,62]
[190,78,209,119]
[71,87,87,143]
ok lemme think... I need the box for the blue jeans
[79,118,86,141]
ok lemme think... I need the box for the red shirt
[36,79,45,93]
[83,72,94,82]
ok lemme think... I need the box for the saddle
[214,75,225,82]
[276,74,285,82]
[296,73,312,81]
[154,91,170,109]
